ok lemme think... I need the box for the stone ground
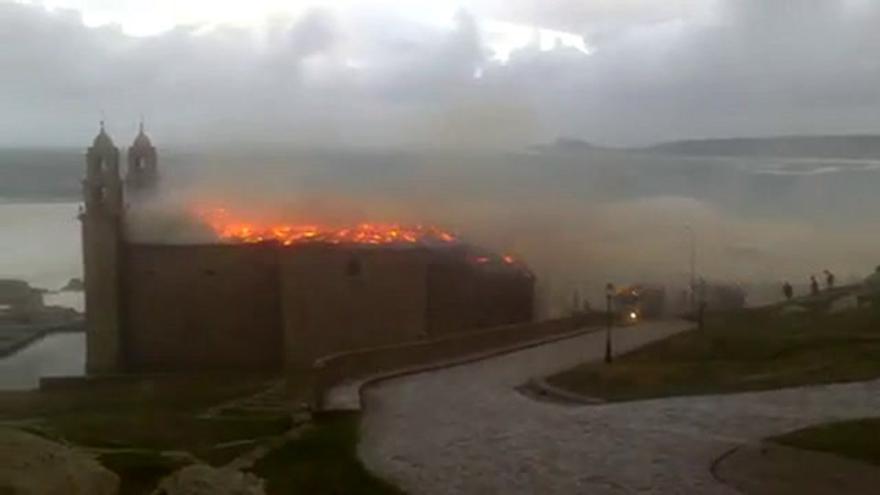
[358,320,880,494]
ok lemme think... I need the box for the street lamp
[697,277,708,331]
[605,282,615,364]
[685,225,696,313]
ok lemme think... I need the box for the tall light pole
[697,277,707,331]
[605,282,615,364]
[685,225,696,313]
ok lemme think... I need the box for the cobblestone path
[358,321,880,494]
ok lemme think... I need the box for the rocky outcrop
[60,277,85,291]
[151,464,265,495]
[0,427,119,495]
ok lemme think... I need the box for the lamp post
[605,282,615,364]
[697,277,707,331]
[685,225,696,314]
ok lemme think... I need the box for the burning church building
[81,124,535,374]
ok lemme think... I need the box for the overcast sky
[3,0,880,148]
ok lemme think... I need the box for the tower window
[91,185,106,205]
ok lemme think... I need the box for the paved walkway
[358,320,880,494]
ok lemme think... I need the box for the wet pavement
[358,320,880,494]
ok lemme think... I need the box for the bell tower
[126,119,159,198]
[81,121,124,374]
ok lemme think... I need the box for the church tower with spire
[81,121,124,374]
[126,119,159,198]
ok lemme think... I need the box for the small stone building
[81,125,535,374]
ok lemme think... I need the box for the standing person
[783,281,793,301]
[824,270,836,290]
[810,275,820,296]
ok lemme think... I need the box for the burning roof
[195,206,457,247]
[192,206,531,276]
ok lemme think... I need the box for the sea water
[0,201,84,389]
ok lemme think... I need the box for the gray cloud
[2,1,880,147]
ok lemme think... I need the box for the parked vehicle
[613,284,666,324]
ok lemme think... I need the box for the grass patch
[17,375,292,464]
[547,305,880,402]
[252,411,404,495]
[0,373,274,420]
[774,418,880,466]
[44,412,290,464]
[0,374,292,493]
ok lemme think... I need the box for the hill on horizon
[641,134,880,159]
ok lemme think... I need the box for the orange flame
[195,206,458,246]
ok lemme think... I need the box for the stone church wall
[279,246,430,367]
[122,244,283,371]
[426,254,535,336]
[119,242,533,372]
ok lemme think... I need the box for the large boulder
[151,464,265,495]
[0,427,119,495]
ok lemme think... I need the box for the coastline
[0,319,84,360]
